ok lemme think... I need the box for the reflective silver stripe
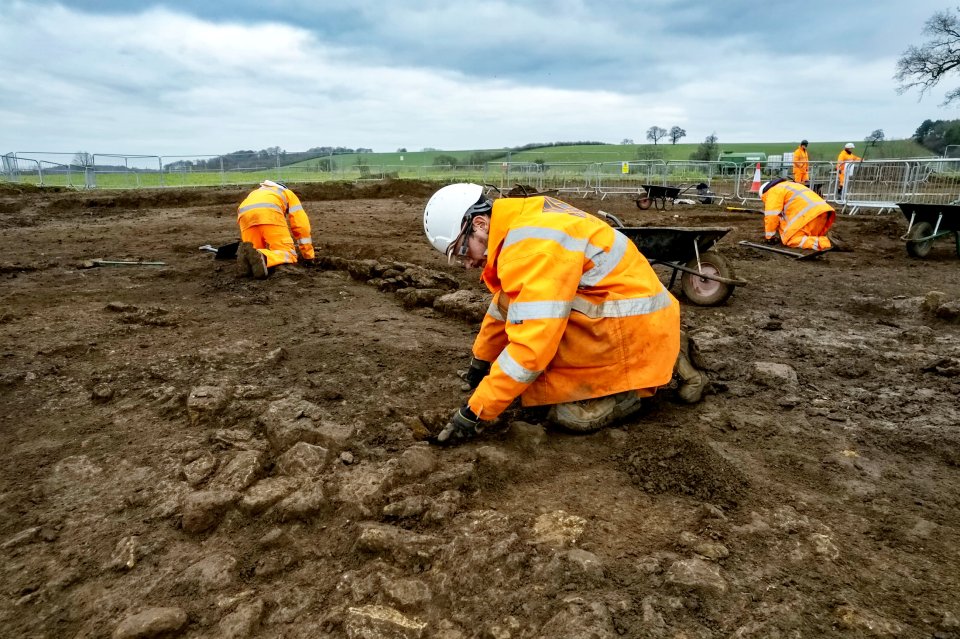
[503,226,588,254]
[581,230,628,287]
[784,188,823,227]
[764,231,775,238]
[486,301,506,321]
[812,237,819,250]
[507,300,571,323]
[289,204,304,213]
[239,202,283,214]
[763,210,780,217]
[298,237,312,245]
[798,235,808,247]
[496,350,541,384]
[570,288,673,319]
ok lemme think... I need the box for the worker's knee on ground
[548,390,643,432]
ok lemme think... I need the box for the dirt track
[1,181,959,638]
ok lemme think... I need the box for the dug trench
[0,182,959,638]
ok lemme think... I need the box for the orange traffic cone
[749,162,762,193]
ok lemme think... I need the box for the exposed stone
[505,420,547,451]
[107,536,142,571]
[113,607,188,639]
[345,605,426,639]
[394,445,437,481]
[383,577,433,609]
[532,510,587,548]
[751,362,798,388]
[181,452,218,487]
[665,558,728,595]
[433,289,487,323]
[423,490,462,523]
[356,522,443,567]
[209,450,263,492]
[177,553,238,593]
[340,451,355,465]
[216,599,264,639]
[335,461,396,518]
[383,495,430,519]
[240,477,300,516]
[275,442,329,478]
[395,287,445,309]
[808,533,840,560]
[474,446,515,480]
[922,290,948,312]
[537,598,616,639]
[935,301,960,322]
[259,397,327,452]
[425,462,475,492]
[2,526,41,549]
[186,385,231,426]
[91,383,115,403]
[181,490,239,533]
[275,481,328,522]
[835,605,903,637]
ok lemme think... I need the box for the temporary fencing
[4,151,960,216]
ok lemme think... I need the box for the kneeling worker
[423,184,708,445]
[236,180,315,278]
[759,178,840,251]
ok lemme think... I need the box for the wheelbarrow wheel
[681,251,735,306]
[905,221,934,258]
[636,197,652,210]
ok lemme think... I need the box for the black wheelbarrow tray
[617,226,746,306]
[897,202,960,259]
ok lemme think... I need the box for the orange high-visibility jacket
[237,184,315,260]
[792,146,809,183]
[836,150,862,186]
[762,180,835,243]
[467,196,681,421]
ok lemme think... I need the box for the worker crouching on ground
[235,180,315,279]
[423,183,709,445]
[759,178,846,251]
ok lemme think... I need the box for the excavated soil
[1,181,959,638]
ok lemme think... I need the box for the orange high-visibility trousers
[782,212,834,251]
[240,223,298,268]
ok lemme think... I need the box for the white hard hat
[423,183,488,255]
[758,181,771,197]
[844,143,855,149]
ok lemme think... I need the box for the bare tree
[646,126,667,145]
[865,129,885,148]
[896,8,960,104]
[668,126,687,145]
[72,151,93,167]
[621,138,634,145]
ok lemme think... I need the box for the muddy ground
[1,181,959,639]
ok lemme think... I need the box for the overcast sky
[1,0,956,157]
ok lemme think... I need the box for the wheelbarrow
[897,202,960,258]
[636,184,687,210]
[596,212,745,306]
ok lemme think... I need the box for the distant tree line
[912,119,960,154]
[164,146,373,171]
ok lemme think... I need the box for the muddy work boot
[674,332,709,404]
[237,242,269,279]
[548,390,644,432]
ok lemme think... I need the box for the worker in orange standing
[422,184,709,445]
[835,143,862,198]
[792,139,809,186]
[759,178,845,251]
[235,180,315,279]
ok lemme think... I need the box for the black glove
[765,236,780,245]
[460,357,491,390]
[300,257,316,268]
[434,406,481,445]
